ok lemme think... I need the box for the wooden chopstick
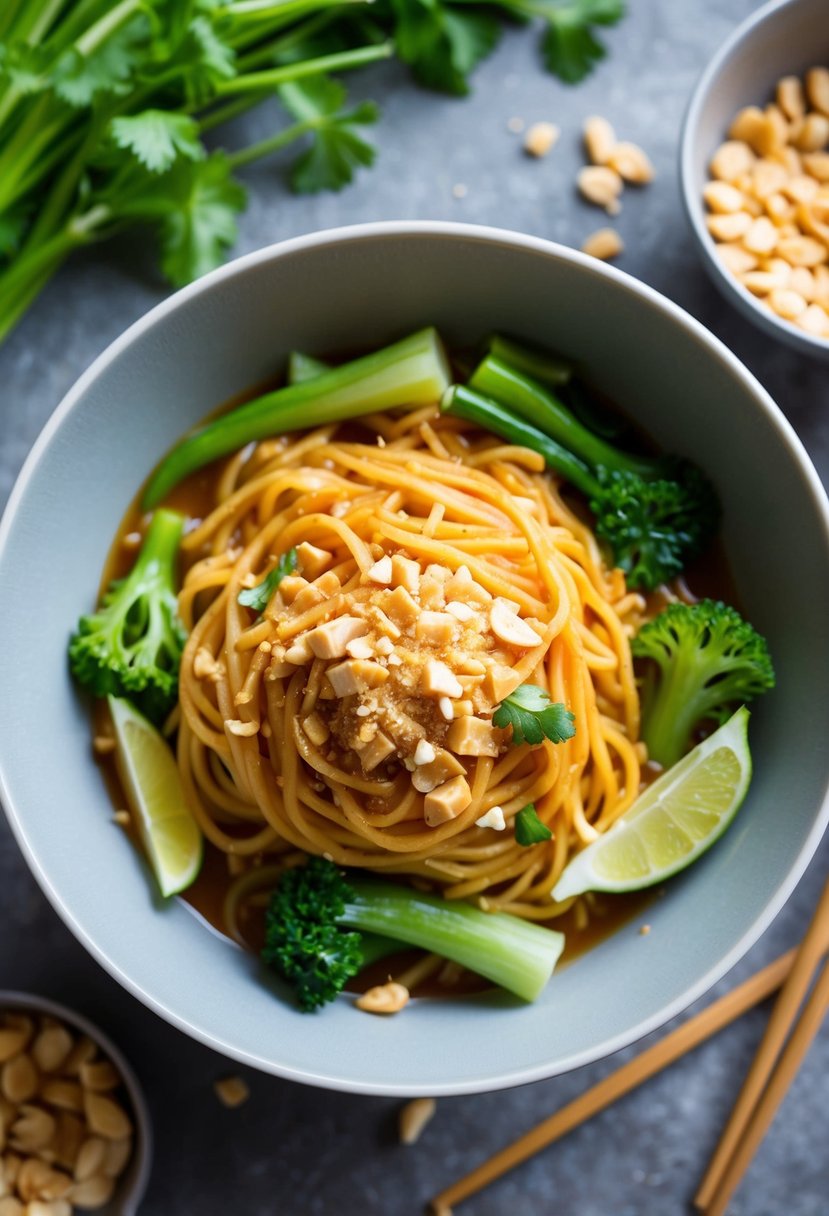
[430,945,811,1215]
[703,958,829,1216]
[695,877,829,1210]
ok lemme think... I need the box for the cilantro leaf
[155,152,247,287]
[238,549,299,612]
[279,77,378,195]
[52,16,148,106]
[492,684,576,747]
[110,111,204,174]
[514,804,553,846]
[391,0,501,95]
[537,0,625,83]
[178,14,237,105]
[0,42,52,96]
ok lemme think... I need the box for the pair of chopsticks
[431,877,829,1216]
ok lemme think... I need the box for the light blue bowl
[1,223,829,1096]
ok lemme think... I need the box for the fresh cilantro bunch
[0,0,625,343]
[0,0,388,341]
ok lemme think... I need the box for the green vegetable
[514,804,553,846]
[486,334,574,389]
[0,1,627,342]
[262,856,565,1009]
[442,382,720,591]
[238,548,298,611]
[492,684,576,747]
[69,508,185,725]
[287,350,330,384]
[144,327,451,505]
[631,600,775,769]
[469,354,660,479]
[391,0,625,92]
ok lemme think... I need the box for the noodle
[175,408,644,920]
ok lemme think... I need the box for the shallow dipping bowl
[1,223,829,1095]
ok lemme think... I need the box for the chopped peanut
[295,542,331,579]
[213,1076,250,1108]
[391,554,420,595]
[475,806,506,830]
[583,115,616,165]
[446,716,504,757]
[415,611,457,646]
[424,775,472,826]
[577,165,623,214]
[411,749,466,794]
[355,982,409,1015]
[581,227,624,260]
[358,730,396,772]
[420,659,463,699]
[305,616,368,659]
[367,555,393,585]
[608,141,654,183]
[807,67,829,116]
[490,599,542,648]
[523,121,559,158]
[326,658,389,697]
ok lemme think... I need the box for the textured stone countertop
[1,1,827,1213]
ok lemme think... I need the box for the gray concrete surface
[1,1,828,1212]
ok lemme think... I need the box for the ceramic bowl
[0,991,152,1214]
[680,0,829,360]
[1,222,829,1096]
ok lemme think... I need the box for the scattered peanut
[213,1076,250,1109]
[608,141,654,183]
[705,67,829,341]
[399,1097,437,1145]
[577,165,623,214]
[0,1010,134,1214]
[523,122,559,158]
[583,115,616,165]
[355,982,410,1015]
[581,227,624,260]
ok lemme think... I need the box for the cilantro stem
[75,0,141,56]
[213,42,394,94]
[224,117,319,170]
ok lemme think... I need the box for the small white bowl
[680,0,829,360]
[0,992,152,1215]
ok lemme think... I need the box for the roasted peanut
[355,982,410,1014]
[581,228,624,260]
[583,115,616,165]
[399,1097,437,1145]
[577,166,623,214]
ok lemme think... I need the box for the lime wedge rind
[107,695,203,897]
[552,708,752,901]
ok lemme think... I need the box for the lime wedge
[552,707,752,901]
[108,695,203,897]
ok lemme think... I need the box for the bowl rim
[679,0,829,358]
[0,989,152,1213]
[2,220,829,1096]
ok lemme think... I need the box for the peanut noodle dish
[69,329,775,1014]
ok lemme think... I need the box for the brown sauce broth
[92,359,739,999]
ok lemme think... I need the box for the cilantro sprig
[514,804,553,846]
[493,684,576,747]
[238,549,298,612]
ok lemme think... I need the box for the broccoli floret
[262,856,564,1011]
[632,599,775,768]
[69,508,186,726]
[592,462,720,592]
[442,382,719,591]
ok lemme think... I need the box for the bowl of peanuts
[681,0,829,356]
[0,994,151,1216]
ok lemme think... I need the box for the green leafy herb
[493,684,576,747]
[514,803,553,846]
[110,111,204,174]
[0,0,626,344]
[534,0,626,84]
[238,549,299,612]
[391,0,501,95]
[279,76,378,194]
